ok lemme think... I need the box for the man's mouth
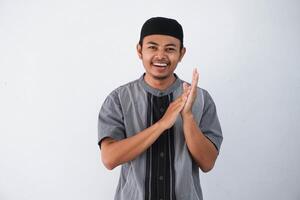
[152,62,168,68]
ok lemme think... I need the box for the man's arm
[101,122,164,170]
[100,88,189,170]
[182,114,218,172]
[181,69,218,172]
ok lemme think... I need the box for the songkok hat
[139,17,184,47]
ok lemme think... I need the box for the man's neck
[144,74,176,91]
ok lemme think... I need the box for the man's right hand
[159,83,190,130]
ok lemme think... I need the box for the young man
[98,17,223,200]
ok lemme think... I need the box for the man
[98,17,223,200]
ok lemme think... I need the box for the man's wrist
[182,112,194,121]
[155,120,168,133]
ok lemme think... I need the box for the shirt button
[160,198,164,200]
[159,176,164,180]
[160,152,164,157]
[159,92,164,96]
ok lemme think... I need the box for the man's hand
[159,84,190,130]
[180,69,218,172]
[181,68,199,117]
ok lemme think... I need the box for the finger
[178,87,189,101]
[184,87,191,97]
[183,82,189,89]
[176,98,188,111]
[183,82,187,88]
[189,69,199,95]
[183,82,190,96]
[192,68,199,88]
[180,94,187,102]
[195,69,199,85]
[171,99,185,112]
[182,87,191,99]
[174,93,184,102]
[172,95,186,107]
[187,87,191,95]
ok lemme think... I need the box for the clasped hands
[160,69,199,130]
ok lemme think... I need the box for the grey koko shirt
[98,74,223,200]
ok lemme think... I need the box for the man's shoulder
[106,77,142,99]
[197,87,209,97]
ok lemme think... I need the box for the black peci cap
[139,17,184,47]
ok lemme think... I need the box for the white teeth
[153,63,168,67]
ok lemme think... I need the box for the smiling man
[98,17,223,200]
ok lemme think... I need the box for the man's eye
[166,48,176,52]
[148,46,157,50]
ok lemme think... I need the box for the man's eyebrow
[165,43,177,47]
[146,41,159,45]
[146,42,177,47]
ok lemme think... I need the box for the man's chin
[152,74,170,80]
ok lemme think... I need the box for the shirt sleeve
[199,90,223,152]
[97,90,126,148]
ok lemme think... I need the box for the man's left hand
[181,68,199,117]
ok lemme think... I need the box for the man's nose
[155,49,166,59]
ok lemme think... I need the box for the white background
[1,0,300,199]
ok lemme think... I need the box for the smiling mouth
[152,62,169,68]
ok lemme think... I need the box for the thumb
[183,82,190,93]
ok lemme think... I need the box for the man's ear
[136,44,142,59]
[178,47,186,62]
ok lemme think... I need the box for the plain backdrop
[1,0,300,199]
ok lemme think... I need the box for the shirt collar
[139,73,182,96]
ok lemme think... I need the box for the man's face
[137,34,186,81]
